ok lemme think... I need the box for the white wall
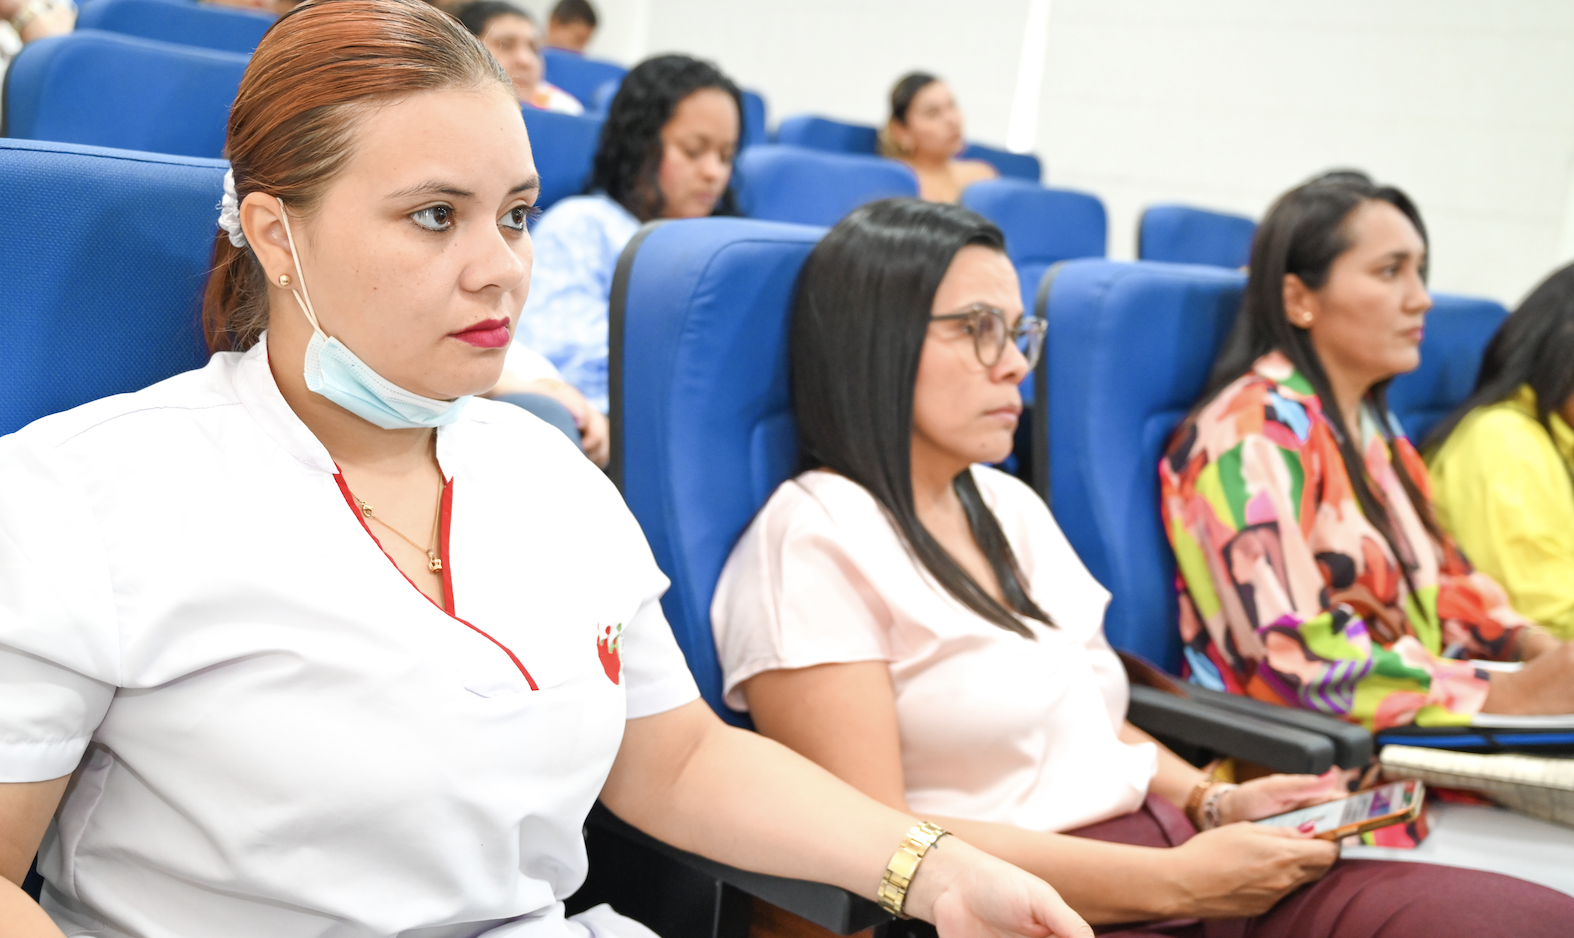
[567,0,1574,306]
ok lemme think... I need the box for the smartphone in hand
[1255,779,1425,841]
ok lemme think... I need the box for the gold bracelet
[876,821,948,918]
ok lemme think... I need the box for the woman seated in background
[711,198,1574,935]
[879,73,997,204]
[505,53,740,426]
[1161,170,1574,730]
[1425,262,1574,640]
[456,1,584,114]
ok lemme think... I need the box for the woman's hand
[519,378,610,468]
[1162,823,1337,918]
[906,837,1092,938]
[1484,641,1574,714]
[1217,768,1350,825]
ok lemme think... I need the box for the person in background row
[546,0,596,53]
[1425,262,1574,641]
[0,0,73,122]
[456,0,584,115]
[0,4,1091,937]
[879,72,997,204]
[712,197,1574,936]
[1162,170,1574,731]
[503,53,740,441]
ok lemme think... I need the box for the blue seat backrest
[520,107,604,210]
[740,90,768,149]
[611,218,825,722]
[735,145,916,227]
[774,114,1040,179]
[1,139,223,435]
[1138,205,1257,270]
[76,0,273,54]
[961,142,1041,182]
[961,179,1106,315]
[1036,260,1246,673]
[775,115,879,154]
[2,30,247,159]
[1388,293,1509,444]
[541,48,626,111]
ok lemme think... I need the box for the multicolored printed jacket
[1161,352,1529,730]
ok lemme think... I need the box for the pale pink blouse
[712,467,1157,833]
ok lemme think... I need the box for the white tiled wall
[559,0,1574,306]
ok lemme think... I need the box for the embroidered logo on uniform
[597,622,624,685]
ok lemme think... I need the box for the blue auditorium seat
[610,217,823,721]
[519,107,603,209]
[961,179,1106,313]
[774,114,1040,179]
[740,89,768,149]
[734,145,916,227]
[774,114,878,154]
[1138,205,1257,269]
[76,0,273,54]
[1,30,247,159]
[1388,294,1509,444]
[960,142,1041,182]
[541,48,625,111]
[0,139,222,435]
[1034,260,1245,672]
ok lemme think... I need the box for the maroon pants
[1066,795,1574,937]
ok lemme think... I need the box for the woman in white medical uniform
[0,3,1090,937]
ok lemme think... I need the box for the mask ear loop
[275,197,325,337]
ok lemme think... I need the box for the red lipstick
[450,317,511,349]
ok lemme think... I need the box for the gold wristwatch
[876,821,949,917]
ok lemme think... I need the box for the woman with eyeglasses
[709,199,1574,935]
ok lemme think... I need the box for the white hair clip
[218,169,247,248]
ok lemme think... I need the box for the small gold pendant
[427,551,442,574]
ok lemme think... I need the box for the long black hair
[587,53,742,222]
[1424,262,1574,456]
[1198,169,1441,582]
[791,198,1051,637]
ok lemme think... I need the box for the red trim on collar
[332,471,537,690]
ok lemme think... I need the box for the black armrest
[1181,684,1372,768]
[573,802,891,938]
[1128,684,1340,775]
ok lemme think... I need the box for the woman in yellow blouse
[1426,263,1574,640]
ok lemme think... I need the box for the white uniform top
[711,468,1156,834]
[0,339,699,938]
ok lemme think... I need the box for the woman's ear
[1282,273,1319,330]
[238,192,298,285]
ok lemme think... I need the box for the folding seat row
[76,0,272,54]
[775,113,1043,183]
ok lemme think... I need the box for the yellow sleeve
[1431,407,1574,639]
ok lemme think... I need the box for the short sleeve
[620,593,701,720]
[0,433,118,782]
[711,481,893,712]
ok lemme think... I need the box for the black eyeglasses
[931,304,1046,371]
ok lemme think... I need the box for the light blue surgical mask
[276,198,470,430]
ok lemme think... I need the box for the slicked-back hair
[791,198,1052,637]
[1198,169,1441,590]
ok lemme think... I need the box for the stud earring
[278,273,292,287]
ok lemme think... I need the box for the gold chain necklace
[350,480,444,575]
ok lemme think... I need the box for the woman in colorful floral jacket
[1161,171,1574,731]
